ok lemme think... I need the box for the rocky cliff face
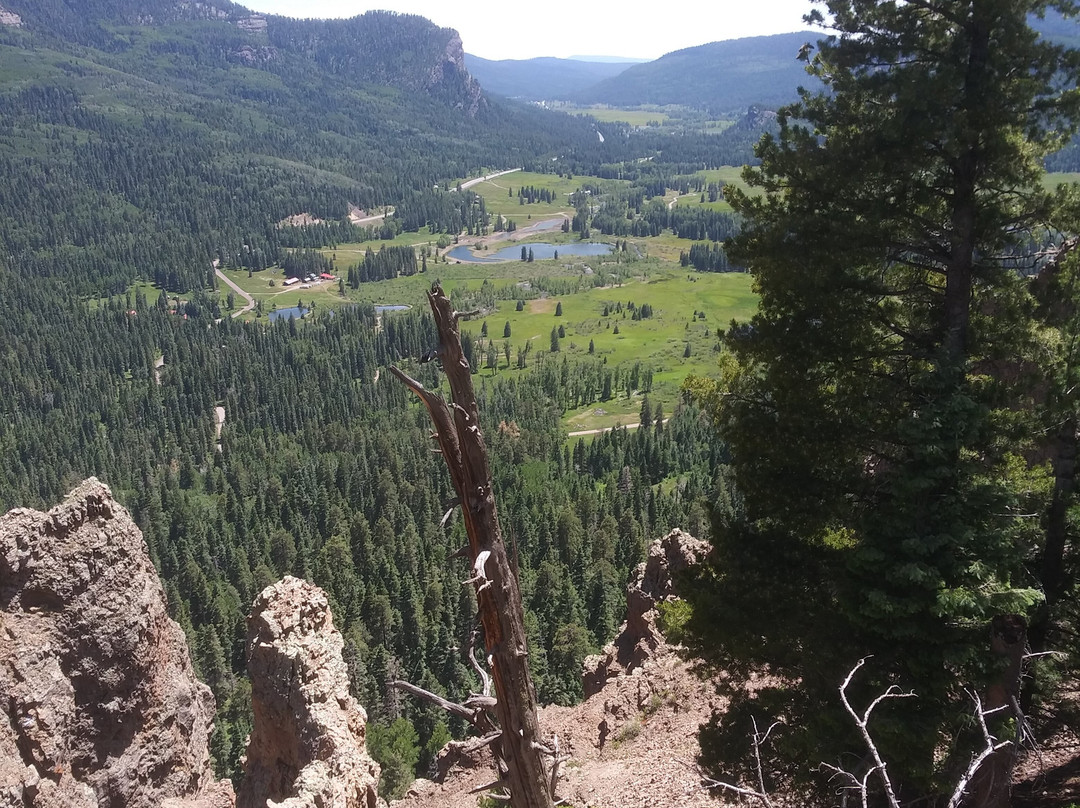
[583,528,712,698]
[238,576,382,808]
[430,32,484,117]
[0,478,234,808]
[0,481,713,808]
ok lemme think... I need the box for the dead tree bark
[962,614,1027,808]
[390,283,554,808]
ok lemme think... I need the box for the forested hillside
[1,1,1078,804]
[464,55,637,102]
[0,269,729,785]
[571,33,820,114]
[0,1,612,293]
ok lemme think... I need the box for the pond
[269,305,309,321]
[445,241,613,264]
[271,303,411,323]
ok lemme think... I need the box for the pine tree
[684,0,1080,802]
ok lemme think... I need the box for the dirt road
[460,167,521,190]
[568,418,669,438]
[215,267,255,318]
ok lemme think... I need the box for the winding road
[215,264,256,319]
[461,167,522,190]
[213,168,524,318]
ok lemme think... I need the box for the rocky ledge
[0,478,234,808]
[238,577,382,808]
[582,528,712,697]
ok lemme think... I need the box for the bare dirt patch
[277,213,324,227]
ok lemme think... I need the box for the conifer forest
[0,1,1079,805]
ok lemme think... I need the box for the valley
[0,2,1078,806]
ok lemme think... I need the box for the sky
[239,0,816,61]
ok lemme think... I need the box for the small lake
[269,305,309,321]
[271,303,410,322]
[446,242,613,264]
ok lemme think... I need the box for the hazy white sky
[240,0,817,61]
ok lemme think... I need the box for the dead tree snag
[390,283,554,808]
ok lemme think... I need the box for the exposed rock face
[238,577,382,808]
[0,5,21,26]
[582,529,711,698]
[431,33,484,117]
[236,15,267,33]
[0,478,234,808]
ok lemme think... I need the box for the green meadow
[470,170,625,226]
[461,267,756,431]
[560,107,671,126]
[1045,171,1080,189]
[223,254,756,432]
[139,168,763,432]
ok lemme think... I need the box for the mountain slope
[464,54,638,101]
[573,32,821,113]
[0,2,606,293]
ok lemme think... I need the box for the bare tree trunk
[963,614,1026,808]
[390,283,554,808]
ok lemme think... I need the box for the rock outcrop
[583,528,711,698]
[406,528,720,808]
[0,5,21,26]
[238,577,382,808]
[0,478,234,808]
[431,32,484,117]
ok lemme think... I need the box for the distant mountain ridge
[465,32,822,111]
[573,32,820,113]
[567,54,644,63]
[0,0,607,293]
[464,54,635,101]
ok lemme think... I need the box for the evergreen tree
[684,0,1080,802]
[639,395,652,429]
